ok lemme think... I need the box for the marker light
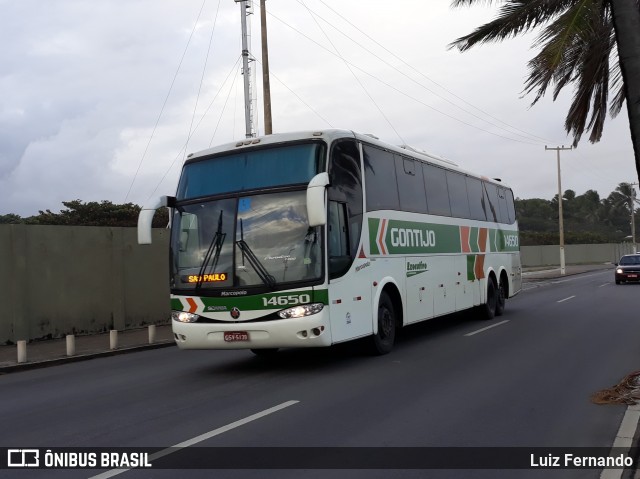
[278,303,324,319]
[172,311,199,323]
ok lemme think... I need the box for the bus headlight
[278,303,324,319]
[172,311,200,323]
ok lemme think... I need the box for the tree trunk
[609,0,640,184]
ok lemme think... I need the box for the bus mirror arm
[137,195,174,245]
[306,173,329,227]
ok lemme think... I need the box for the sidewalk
[0,324,175,373]
[522,262,614,280]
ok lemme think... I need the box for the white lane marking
[599,283,609,288]
[88,400,299,479]
[464,320,510,337]
[557,295,576,303]
[600,404,640,479]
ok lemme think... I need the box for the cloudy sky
[1,0,637,217]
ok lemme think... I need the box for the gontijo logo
[369,218,460,255]
[391,228,436,248]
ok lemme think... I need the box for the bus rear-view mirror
[306,172,329,227]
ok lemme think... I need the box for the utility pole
[631,183,638,253]
[545,145,572,275]
[260,0,272,135]
[235,0,254,138]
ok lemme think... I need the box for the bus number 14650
[262,294,311,307]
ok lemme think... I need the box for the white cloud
[1,0,636,216]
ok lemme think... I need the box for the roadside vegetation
[0,200,168,228]
[1,183,637,245]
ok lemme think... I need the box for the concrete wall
[0,223,636,343]
[0,225,170,343]
[520,243,637,267]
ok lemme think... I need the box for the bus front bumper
[171,310,332,349]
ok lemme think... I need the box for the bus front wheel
[370,292,396,355]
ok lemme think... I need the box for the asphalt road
[1,269,639,479]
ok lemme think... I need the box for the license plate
[628,274,638,278]
[224,331,249,342]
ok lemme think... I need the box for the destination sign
[183,273,228,283]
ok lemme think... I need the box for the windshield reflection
[235,191,321,286]
[170,190,322,291]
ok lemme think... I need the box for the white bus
[138,129,521,355]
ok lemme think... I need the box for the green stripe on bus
[469,227,479,253]
[171,289,329,312]
[467,255,476,281]
[495,229,520,252]
[489,229,497,253]
[369,218,381,255]
[369,217,518,255]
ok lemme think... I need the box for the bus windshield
[176,142,325,200]
[170,190,323,291]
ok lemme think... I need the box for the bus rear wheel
[481,278,497,320]
[495,277,506,317]
[370,292,396,355]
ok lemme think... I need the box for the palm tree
[449,0,640,185]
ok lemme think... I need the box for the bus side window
[466,176,487,221]
[328,139,363,258]
[363,145,399,212]
[396,155,428,214]
[483,182,501,223]
[495,186,509,224]
[328,201,351,279]
[423,163,451,217]
[446,171,471,219]
[505,188,517,224]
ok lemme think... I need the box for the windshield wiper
[195,210,226,289]
[236,240,276,289]
[236,219,276,289]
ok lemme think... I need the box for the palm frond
[451,0,502,7]
[563,3,614,144]
[523,0,606,105]
[449,0,578,51]
[609,51,625,116]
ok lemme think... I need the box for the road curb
[0,341,175,374]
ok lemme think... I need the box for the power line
[185,0,222,160]
[252,58,334,129]
[264,8,542,146]
[124,0,209,203]
[301,0,559,145]
[298,0,405,144]
[209,64,241,147]
[145,56,242,201]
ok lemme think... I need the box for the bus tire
[370,291,396,355]
[481,278,497,320]
[495,277,506,317]
[251,348,279,357]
